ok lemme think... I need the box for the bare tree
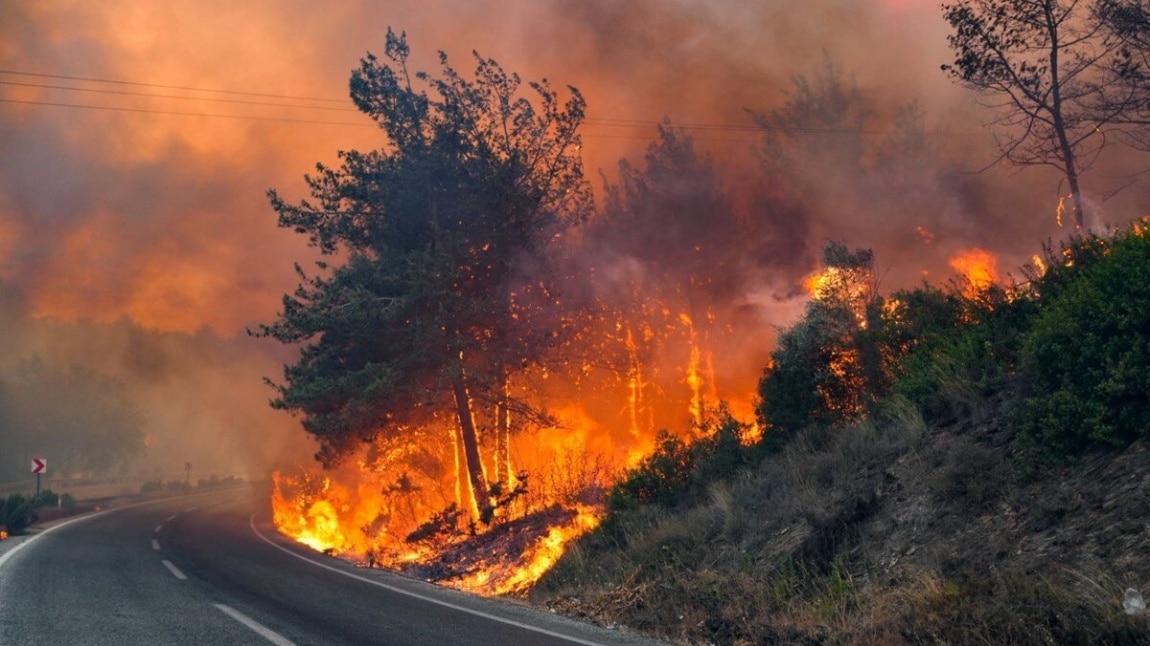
[1098,1,1150,148]
[942,0,1141,228]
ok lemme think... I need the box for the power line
[0,98,373,128]
[0,68,973,139]
[0,97,765,143]
[0,80,360,112]
[0,69,347,104]
[0,68,804,135]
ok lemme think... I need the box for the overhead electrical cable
[0,80,361,112]
[0,68,974,138]
[0,98,372,127]
[0,69,346,104]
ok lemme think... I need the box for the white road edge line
[161,559,187,580]
[0,488,249,573]
[249,515,608,646]
[0,511,106,570]
[151,539,160,551]
[215,603,296,646]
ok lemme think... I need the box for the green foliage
[887,284,1036,424]
[0,494,35,534]
[756,242,876,446]
[256,28,591,472]
[1015,225,1150,460]
[608,407,755,510]
[31,489,73,509]
[757,222,1150,467]
[607,431,693,510]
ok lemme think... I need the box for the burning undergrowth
[271,445,607,596]
[403,503,601,595]
[258,27,1039,601]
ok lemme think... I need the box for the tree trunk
[1045,0,1087,229]
[450,422,465,512]
[452,372,491,523]
[494,363,513,488]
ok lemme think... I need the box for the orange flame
[271,286,762,596]
[948,248,999,297]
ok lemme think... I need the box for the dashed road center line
[161,559,187,580]
[215,603,296,646]
[151,539,160,551]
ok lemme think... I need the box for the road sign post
[31,458,46,497]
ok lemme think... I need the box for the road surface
[0,487,666,645]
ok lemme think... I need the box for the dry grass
[534,385,1150,645]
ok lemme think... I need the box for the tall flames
[270,302,760,596]
[269,244,1013,596]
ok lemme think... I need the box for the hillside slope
[534,397,1150,644]
[534,226,1150,644]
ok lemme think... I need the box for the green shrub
[0,494,36,534]
[31,490,75,509]
[608,431,694,510]
[1015,224,1150,461]
[608,407,756,510]
[756,242,878,444]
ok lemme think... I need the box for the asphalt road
[0,487,667,646]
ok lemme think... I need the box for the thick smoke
[1,0,1144,482]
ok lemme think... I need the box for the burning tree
[756,242,879,444]
[586,122,743,430]
[256,30,592,523]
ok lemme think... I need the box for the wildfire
[270,280,763,597]
[272,467,602,596]
[454,505,601,596]
[802,263,873,327]
[948,248,999,297]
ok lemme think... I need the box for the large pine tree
[256,30,592,522]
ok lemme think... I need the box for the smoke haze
[1,0,1145,481]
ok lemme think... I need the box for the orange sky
[6,0,1140,484]
[0,0,984,335]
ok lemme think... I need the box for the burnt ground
[397,504,579,594]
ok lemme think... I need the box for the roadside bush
[607,407,756,510]
[1015,224,1150,461]
[607,431,693,510]
[756,242,878,446]
[140,479,163,493]
[0,494,36,534]
[885,280,1036,426]
[32,489,74,509]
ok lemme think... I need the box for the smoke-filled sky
[1,0,1142,480]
